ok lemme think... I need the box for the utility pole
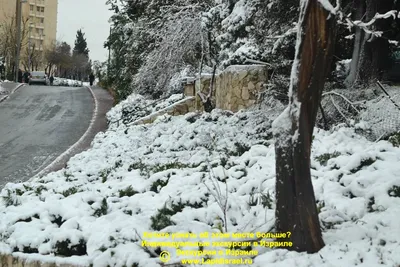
[28,24,32,72]
[107,26,111,78]
[14,0,27,82]
[14,0,21,82]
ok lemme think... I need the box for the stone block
[248,81,255,91]
[241,87,250,101]
[238,71,247,80]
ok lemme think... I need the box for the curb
[11,83,26,94]
[0,95,8,103]
[34,86,98,178]
[0,83,26,104]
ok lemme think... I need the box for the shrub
[350,158,376,173]
[388,185,400,197]
[315,151,341,166]
[119,185,139,197]
[54,238,87,256]
[93,198,108,217]
[388,132,400,147]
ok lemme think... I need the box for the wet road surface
[0,85,93,188]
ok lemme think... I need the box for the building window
[41,7,44,12]
[30,5,33,11]
[40,18,44,23]
[37,6,40,12]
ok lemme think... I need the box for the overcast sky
[56,0,113,63]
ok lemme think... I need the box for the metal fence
[316,82,400,141]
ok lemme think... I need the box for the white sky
[56,0,113,63]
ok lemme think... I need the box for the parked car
[29,71,48,85]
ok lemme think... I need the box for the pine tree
[71,29,91,81]
[73,29,90,58]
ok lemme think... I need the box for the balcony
[34,45,44,51]
[31,34,45,40]
[30,0,45,5]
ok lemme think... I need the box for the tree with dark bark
[272,0,337,253]
[345,0,399,87]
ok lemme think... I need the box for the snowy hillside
[0,95,400,267]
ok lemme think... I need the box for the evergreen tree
[73,29,90,58]
[71,29,91,81]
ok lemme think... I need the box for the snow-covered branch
[322,91,360,114]
[317,0,340,15]
[340,10,399,38]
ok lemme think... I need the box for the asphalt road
[0,85,94,188]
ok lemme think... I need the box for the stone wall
[185,64,267,113]
[215,65,267,112]
[0,254,80,267]
[134,64,267,126]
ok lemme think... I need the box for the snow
[127,96,195,126]
[224,64,266,74]
[317,0,338,15]
[1,93,400,266]
[107,93,186,129]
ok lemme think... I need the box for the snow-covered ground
[107,93,185,127]
[0,94,400,267]
[52,78,90,87]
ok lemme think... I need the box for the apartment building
[0,0,58,70]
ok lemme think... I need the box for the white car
[29,71,48,86]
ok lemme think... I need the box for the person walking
[89,73,95,86]
[49,75,54,86]
[0,61,5,80]
[23,71,30,84]
[18,69,23,83]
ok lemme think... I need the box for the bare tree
[21,42,44,71]
[273,0,337,253]
[0,14,31,75]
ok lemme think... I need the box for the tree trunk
[274,0,337,253]
[358,0,392,84]
[345,0,366,87]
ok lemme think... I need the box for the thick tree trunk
[274,0,337,253]
[358,0,392,84]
